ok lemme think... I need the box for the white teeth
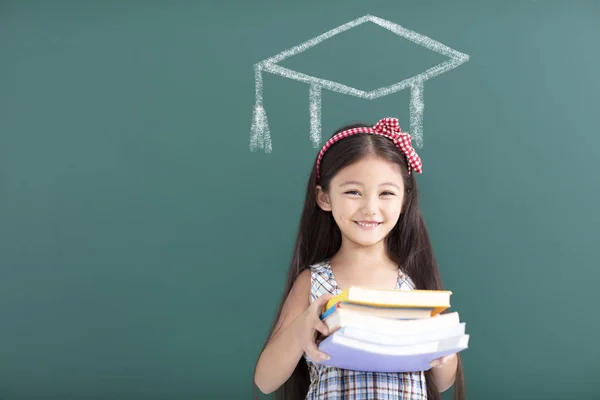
[357,222,380,227]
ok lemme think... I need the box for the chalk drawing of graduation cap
[250,14,469,153]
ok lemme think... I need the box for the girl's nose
[361,199,378,216]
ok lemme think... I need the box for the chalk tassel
[250,102,272,153]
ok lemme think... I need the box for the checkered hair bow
[315,117,422,182]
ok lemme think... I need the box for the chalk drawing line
[250,14,470,153]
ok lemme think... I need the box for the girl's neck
[329,239,399,291]
[331,239,394,271]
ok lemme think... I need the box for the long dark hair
[254,123,466,400]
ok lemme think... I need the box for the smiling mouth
[354,221,382,229]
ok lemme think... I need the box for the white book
[323,308,461,336]
[338,322,466,346]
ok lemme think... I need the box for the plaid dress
[304,261,427,399]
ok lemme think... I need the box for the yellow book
[324,286,452,316]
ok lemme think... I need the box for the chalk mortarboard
[250,14,470,153]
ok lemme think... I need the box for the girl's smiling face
[316,155,405,248]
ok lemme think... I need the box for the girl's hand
[430,353,457,368]
[292,293,334,363]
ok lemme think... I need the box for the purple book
[316,331,469,373]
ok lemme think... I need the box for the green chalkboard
[1,1,599,399]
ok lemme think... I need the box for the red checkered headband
[315,117,423,182]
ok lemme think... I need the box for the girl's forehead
[333,156,404,183]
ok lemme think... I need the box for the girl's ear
[315,185,332,212]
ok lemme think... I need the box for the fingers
[305,341,330,363]
[430,353,456,368]
[312,293,333,336]
[313,292,334,308]
[430,356,445,368]
[314,318,330,336]
[300,292,336,364]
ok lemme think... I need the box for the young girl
[254,118,465,400]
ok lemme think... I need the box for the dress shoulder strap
[308,261,338,303]
[397,271,417,290]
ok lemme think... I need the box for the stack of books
[316,286,469,373]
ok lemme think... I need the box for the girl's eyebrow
[380,182,402,189]
[339,180,363,186]
[339,181,402,189]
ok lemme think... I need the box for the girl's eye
[381,191,395,196]
[344,190,360,196]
